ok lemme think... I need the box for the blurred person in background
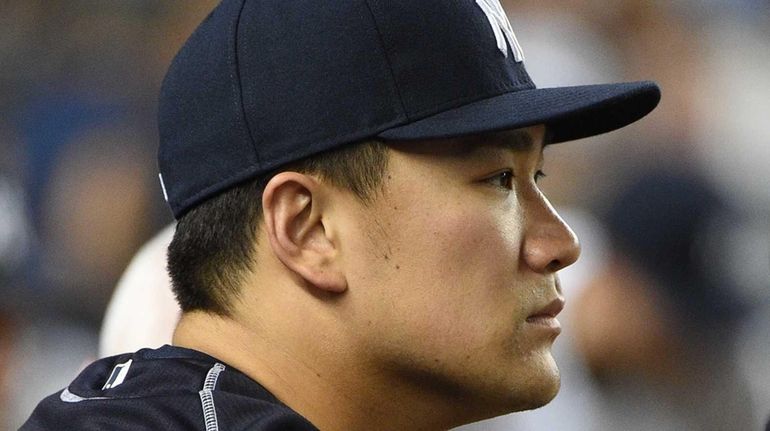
[0,119,157,429]
[466,167,765,431]
[0,152,31,427]
[1,2,218,429]
[570,168,756,431]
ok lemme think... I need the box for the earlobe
[262,172,348,293]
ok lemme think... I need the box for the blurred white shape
[99,223,179,358]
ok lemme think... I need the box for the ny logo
[475,0,525,62]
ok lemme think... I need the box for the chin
[435,354,562,427]
[519,356,562,410]
[499,352,562,413]
[466,369,560,425]
[523,376,561,410]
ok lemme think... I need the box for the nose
[521,190,581,274]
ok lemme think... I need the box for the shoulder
[21,346,318,431]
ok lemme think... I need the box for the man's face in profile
[333,124,580,419]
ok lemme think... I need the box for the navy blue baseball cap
[158,0,661,218]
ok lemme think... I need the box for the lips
[526,297,565,330]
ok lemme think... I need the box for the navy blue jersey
[21,345,318,430]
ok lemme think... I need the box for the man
[22,0,659,429]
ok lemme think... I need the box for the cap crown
[159,0,532,217]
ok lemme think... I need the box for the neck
[173,303,476,430]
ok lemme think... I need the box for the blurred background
[0,1,768,429]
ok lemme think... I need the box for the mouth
[526,297,565,332]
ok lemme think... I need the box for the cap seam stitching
[232,0,263,167]
[362,0,410,122]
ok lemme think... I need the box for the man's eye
[535,170,547,183]
[489,170,514,190]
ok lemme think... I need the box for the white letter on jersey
[475,0,525,62]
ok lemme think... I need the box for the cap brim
[377,81,660,144]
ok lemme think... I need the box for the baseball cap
[158,0,661,218]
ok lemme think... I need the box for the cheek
[370,201,526,348]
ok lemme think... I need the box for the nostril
[546,259,562,273]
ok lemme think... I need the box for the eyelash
[488,170,547,189]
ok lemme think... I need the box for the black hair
[167,140,388,315]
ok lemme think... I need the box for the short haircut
[167,140,389,315]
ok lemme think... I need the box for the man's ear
[262,172,347,293]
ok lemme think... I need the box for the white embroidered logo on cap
[475,0,524,62]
